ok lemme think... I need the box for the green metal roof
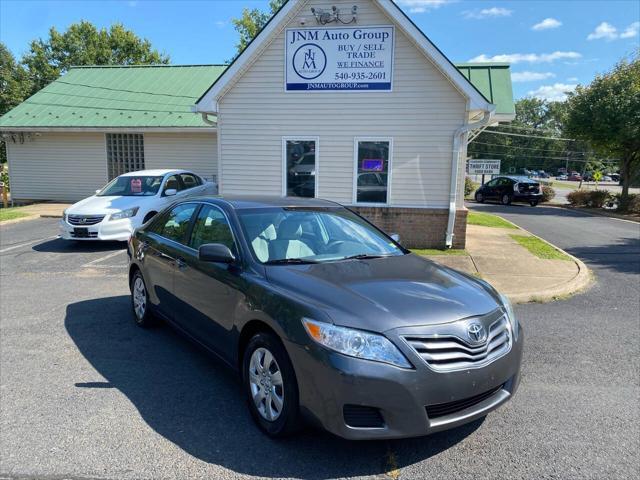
[0,65,226,129]
[0,62,514,129]
[455,63,515,117]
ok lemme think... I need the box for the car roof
[191,195,341,210]
[119,169,191,177]
[503,176,538,182]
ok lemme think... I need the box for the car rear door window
[159,204,198,244]
[180,173,201,190]
[189,205,236,253]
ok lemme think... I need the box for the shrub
[567,190,590,206]
[541,185,555,203]
[587,189,611,208]
[464,177,478,197]
[615,193,640,213]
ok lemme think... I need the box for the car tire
[475,192,485,203]
[130,270,157,328]
[529,200,539,207]
[243,332,300,438]
[501,194,512,205]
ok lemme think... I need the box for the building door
[283,137,318,198]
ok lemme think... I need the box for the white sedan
[60,169,217,241]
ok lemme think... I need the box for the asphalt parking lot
[1,213,639,480]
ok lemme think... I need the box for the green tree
[22,21,170,93]
[231,0,286,58]
[564,52,640,199]
[0,42,33,165]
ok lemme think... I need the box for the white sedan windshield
[238,208,404,264]
[98,176,163,197]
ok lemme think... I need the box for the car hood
[66,195,153,215]
[265,254,502,332]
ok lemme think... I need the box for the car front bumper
[285,324,523,440]
[59,218,134,241]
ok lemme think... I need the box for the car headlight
[109,207,139,221]
[500,294,518,341]
[62,210,67,222]
[302,318,412,368]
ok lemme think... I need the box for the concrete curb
[499,222,594,304]
[546,204,640,223]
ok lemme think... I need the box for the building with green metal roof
[0,0,514,248]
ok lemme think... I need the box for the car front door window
[189,205,236,254]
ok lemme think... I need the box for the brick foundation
[351,207,468,249]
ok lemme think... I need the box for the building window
[283,137,318,198]
[354,138,392,204]
[106,133,145,180]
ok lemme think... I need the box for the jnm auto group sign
[285,26,394,91]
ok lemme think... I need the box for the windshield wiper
[264,258,319,265]
[341,253,393,261]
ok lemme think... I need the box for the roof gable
[0,65,226,129]
[196,0,493,113]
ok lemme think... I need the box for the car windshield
[97,176,164,197]
[237,207,405,264]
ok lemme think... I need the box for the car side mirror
[390,233,400,243]
[164,188,177,197]
[199,243,236,263]
[95,189,101,194]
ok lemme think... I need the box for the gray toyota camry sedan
[127,196,523,440]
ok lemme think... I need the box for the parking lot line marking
[81,250,126,268]
[0,235,58,254]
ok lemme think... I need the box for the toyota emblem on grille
[467,323,487,344]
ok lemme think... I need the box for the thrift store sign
[285,26,394,91]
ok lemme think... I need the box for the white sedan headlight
[109,207,139,221]
[500,294,518,341]
[302,318,412,368]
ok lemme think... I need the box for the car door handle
[175,257,187,270]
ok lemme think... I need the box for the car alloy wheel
[249,347,284,421]
[501,194,512,205]
[530,200,539,207]
[243,332,300,437]
[133,276,147,320]
[475,192,484,203]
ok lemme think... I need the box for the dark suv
[475,176,542,206]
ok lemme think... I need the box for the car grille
[67,214,105,226]
[403,312,512,372]
[426,383,504,419]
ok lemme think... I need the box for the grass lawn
[510,234,572,261]
[412,248,469,256]
[468,211,518,229]
[0,207,32,222]
[548,180,580,190]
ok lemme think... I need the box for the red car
[568,173,582,181]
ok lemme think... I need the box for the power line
[23,100,191,114]
[471,151,619,162]
[486,124,562,134]
[480,130,575,141]
[40,90,187,108]
[53,80,198,100]
[470,141,590,155]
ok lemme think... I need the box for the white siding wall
[145,132,218,182]
[6,132,107,202]
[218,0,467,207]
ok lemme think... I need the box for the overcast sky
[1,0,638,100]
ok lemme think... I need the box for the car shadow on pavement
[33,237,125,253]
[65,296,483,479]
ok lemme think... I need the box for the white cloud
[532,18,562,31]
[215,20,226,28]
[528,83,578,102]
[468,51,581,64]
[620,21,640,38]
[567,77,579,82]
[396,0,454,13]
[587,21,639,41]
[463,7,512,19]
[511,71,556,82]
[587,22,618,40]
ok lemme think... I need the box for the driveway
[1,213,639,479]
